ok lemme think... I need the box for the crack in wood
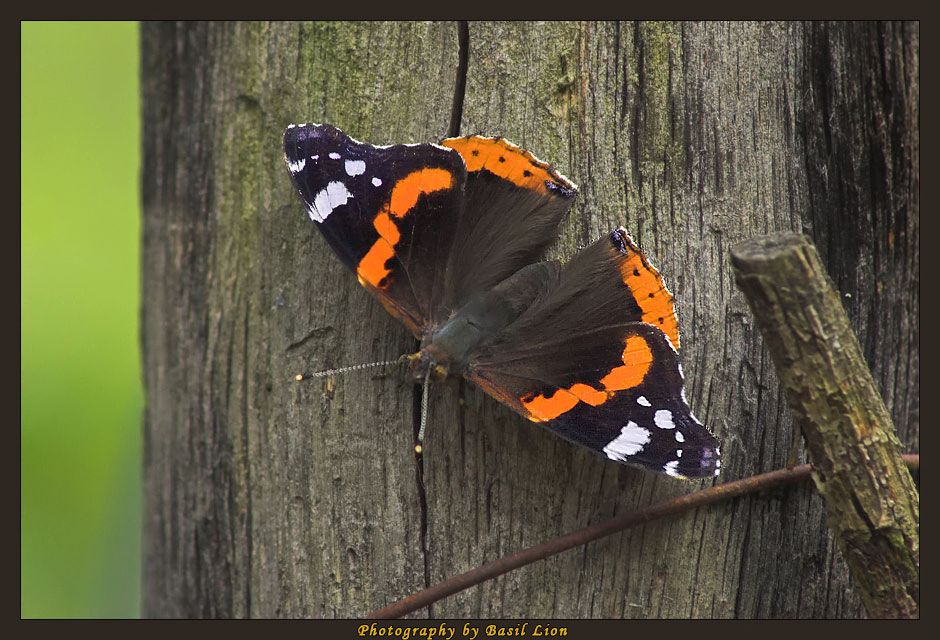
[285,326,333,353]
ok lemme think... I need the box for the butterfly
[283,123,720,479]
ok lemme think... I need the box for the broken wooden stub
[730,233,919,619]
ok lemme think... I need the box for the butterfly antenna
[415,368,431,454]
[293,355,408,382]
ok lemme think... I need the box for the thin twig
[447,21,470,139]
[366,454,919,619]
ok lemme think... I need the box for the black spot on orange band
[610,229,681,350]
[619,252,679,350]
[442,136,576,197]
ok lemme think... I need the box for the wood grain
[141,21,918,618]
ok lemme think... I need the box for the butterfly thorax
[408,291,517,382]
[408,263,553,382]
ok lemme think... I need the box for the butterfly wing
[467,229,720,478]
[284,123,467,337]
[437,136,578,322]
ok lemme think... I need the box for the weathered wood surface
[141,21,919,618]
[731,233,919,618]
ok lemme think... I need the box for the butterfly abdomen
[413,262,560,380]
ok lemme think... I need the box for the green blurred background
[22,22,141,617]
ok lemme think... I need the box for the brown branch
[367,454,919,619]
[731,233,920,618]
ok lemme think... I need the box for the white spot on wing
[329,152,341,160]
[311,154,319,160]
[371,177,382,187]
[654,409,675,429]
[309,181,353,223]
[664,460,683,477]
[676,449,683,457]
[345,159,366,176]
[287,158,306,174]
[636,395,651,407]
[602,421,650,460]
[675,431,685,443]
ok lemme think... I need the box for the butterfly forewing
[284,123,467,335]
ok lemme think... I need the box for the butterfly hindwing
[284,123,467,336]
[467,230,719,478]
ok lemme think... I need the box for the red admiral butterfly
[284,123,720,479]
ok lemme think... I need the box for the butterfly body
[411,260,555,382]
[284,123,721,479]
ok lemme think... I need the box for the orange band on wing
[372,212,400,243]
[522,335,653,422]
[356,168,454,289]
[387,169,454,218]
[442,137,575,196]
[357,239,396,288]
[600,335,655,390]
[523,388,580,421]
[619,253,680,350]
[568,383,609,406]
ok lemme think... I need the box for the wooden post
[142,21,918,618]
[731,233,919,618]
